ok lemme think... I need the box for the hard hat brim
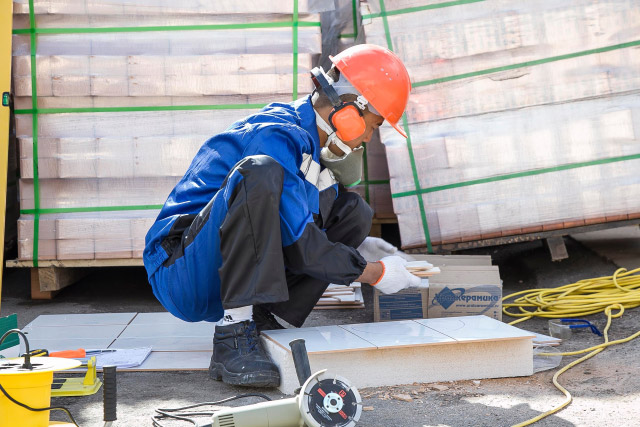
[391,120,408,138]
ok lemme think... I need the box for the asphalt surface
[1,233,639,427]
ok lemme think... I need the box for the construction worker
[143,44,419,388]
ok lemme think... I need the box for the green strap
[292,0,299,100]
[392,153,640,199]
[413,39,640,89]
[362,144,370,203]
[338,0,359,39]
[28,0,40,265]
[352,0,359,40]
[378,0,433,252]
[11,20,320,35]
[363,0,484,19]
[364,179,390,185]
[14,104,267,115]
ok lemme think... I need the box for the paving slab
[571,225,640,270]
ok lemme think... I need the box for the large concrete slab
[571,226,640,270]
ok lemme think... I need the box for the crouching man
[143,44,418,387]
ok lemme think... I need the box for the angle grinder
[211,339,362,427]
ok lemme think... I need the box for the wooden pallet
[405,218,640,262]
[369,216,398,239]
[5,258,143,299]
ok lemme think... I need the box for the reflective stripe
[317,168,337,191]
[300,154,337,191]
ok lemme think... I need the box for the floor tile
[111,336,212,352]
[26,313,137,328]
[22,324,127,340]
[118,322,214,338]
[262,325,377,354]
[414,316,536,342]
[340,320,455,348]
[119,351,212,371]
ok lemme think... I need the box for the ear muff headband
[311,67,366,142]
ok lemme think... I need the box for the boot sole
[210,362,280,388]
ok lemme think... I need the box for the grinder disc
[299,371,362,427]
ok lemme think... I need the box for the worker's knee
[326,192,373,247]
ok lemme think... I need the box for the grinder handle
[289,339,312,386]
[103,365,117,424]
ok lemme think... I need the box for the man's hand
[371,255,422,294]
[357,236,414,262]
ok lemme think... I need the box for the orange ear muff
[329,104,366,142]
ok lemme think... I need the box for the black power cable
[0,329,80,427]
[151,393,272,427]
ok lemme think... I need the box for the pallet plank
[546,236,569,262]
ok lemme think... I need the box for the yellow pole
[0,0,14,314]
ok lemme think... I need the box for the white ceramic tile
[111,336,212,352]
[119,351,212,371]
[262,326,377,354]
[19,338,116,354]
[22,324,127,340]
[26,313,137,328]
[129,312,190,325]
[340,320,455,348]
[118,322,214,338]
[414,316,536,342]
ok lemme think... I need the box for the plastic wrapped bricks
[13,0,327,260]
[361,0,640,249]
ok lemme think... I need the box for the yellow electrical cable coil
[502,267,640,427]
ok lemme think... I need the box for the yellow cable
[502,268,640,427]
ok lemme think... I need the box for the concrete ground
[572,225,640,271]
[1,233,640,426]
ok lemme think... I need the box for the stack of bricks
[362,0,640,249]
[12,0,326,260]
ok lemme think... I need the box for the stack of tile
[12,0,328,260]
[315,283,364,310]
[362,0,640,248]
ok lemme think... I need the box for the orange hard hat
[330,44,411,138]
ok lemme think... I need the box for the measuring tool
[0,329,118,427]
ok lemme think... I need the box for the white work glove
[372,255,422,294]
[357,236,414,262]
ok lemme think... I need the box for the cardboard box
[428,266,502,321]
[428,282,502,321]
[373,288,428,322]
[373,262,502,322]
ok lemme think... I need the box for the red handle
[50,348,86,358]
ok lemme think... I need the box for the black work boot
[209,320,280,387]
[253,305,286,333]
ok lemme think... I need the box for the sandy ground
[1,236,639,426]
